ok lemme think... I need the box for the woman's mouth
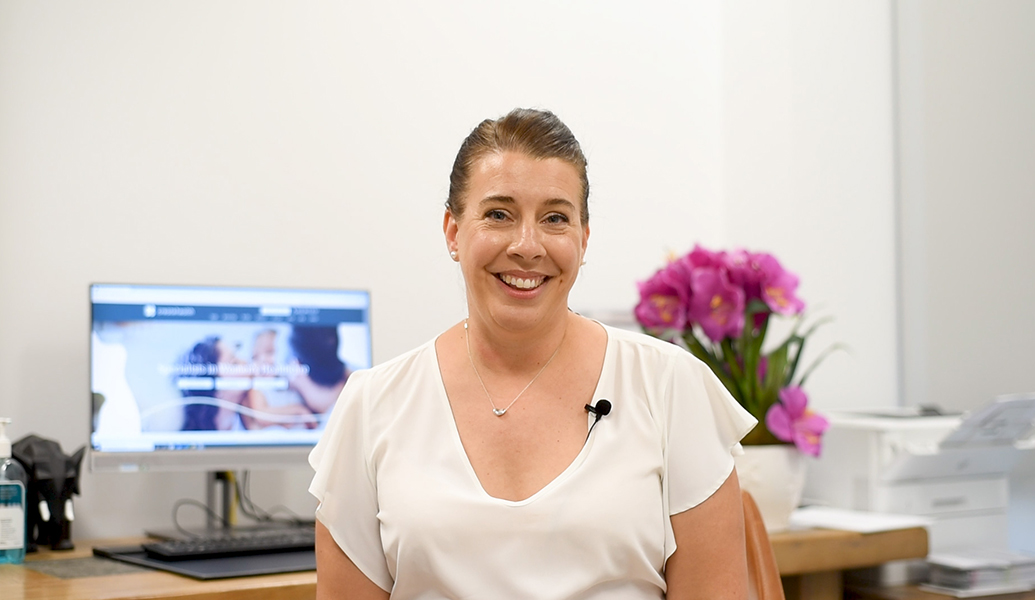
[497,273,547,290]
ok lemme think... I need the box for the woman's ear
[443,210,459,256]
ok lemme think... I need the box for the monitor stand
[206,470,233,531]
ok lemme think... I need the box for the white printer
[803,395,1035,583]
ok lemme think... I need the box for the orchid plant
[634,245,834,456]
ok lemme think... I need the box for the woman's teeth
[499,274,545,290]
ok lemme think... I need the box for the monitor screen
[89,283,371,472]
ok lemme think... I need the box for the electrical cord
[170,470,310,535]
[235,471,309,526]
[171,499,231,538]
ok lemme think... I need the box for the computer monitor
[89,283,371,473]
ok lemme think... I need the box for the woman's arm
[664,469,749,600]
[315,519,390,600]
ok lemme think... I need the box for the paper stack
[920,548,1035,598]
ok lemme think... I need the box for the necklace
[464,319,564,417]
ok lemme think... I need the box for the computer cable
[170,498,232,538]
[235,470,309,526]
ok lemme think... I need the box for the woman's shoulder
[601,324,699,363]
[598,323,717,397]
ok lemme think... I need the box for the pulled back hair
[447,108,589,225]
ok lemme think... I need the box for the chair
[743,490,786,600]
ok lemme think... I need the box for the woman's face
[444,151,589,333]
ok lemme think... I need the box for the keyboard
[142,526,315,561]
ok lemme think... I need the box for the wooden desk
[0,538,317,600]
[2,528,927,600]
[770,526,929,600]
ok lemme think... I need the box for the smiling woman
[308,108,758,600]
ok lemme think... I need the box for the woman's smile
[497,273,547,290]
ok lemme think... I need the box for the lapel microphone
[585,399,612,419]
[585,400,612,438]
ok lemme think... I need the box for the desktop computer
[88,283,372,576]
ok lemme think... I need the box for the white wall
[895,0,1035,553]
[722,0,899,414]
[0,1,899,538]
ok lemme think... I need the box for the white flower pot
[734,444,807,532]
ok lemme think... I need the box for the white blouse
[309,325,756,599]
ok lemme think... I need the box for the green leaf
[740,310,767,410]
[685,332,744,403]
[794,342,850,387]
[761,343,789,410]
[720,338,744,380]
[784,335,806,386]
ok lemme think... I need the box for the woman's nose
[508,220,545,260]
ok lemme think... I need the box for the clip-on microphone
[585,399,612,438]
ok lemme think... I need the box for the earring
[581,260,587,266]
[450,250,458,261]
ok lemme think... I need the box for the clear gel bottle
[0,417,28,564]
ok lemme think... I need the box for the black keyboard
[142,526,315,561]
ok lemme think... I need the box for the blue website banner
[93,304,364,326]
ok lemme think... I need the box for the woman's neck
[464,309,573,376]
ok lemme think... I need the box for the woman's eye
[486,209,508,221]
[544,213,569,225]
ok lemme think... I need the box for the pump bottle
[0,417,28,564]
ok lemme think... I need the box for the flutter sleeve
[657,348,757,558]
[308,369,393,592]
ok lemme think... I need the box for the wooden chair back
[743,490,786,600]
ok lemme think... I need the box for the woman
[309,109,757,599]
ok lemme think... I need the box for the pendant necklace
[464,319,564,417]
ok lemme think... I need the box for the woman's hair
[180,336,220,431]
[447,108,589,225]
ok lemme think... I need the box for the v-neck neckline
[431,323,612,506]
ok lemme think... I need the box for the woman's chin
[479,304,567,333]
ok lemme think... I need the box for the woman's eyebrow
[478,195,515,206]
[478,196,576,210]
[542,198,577,211]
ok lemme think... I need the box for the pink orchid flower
[765,386,829,456]
[756,254,805,316]
[634,270,688,331]
[687,244,726,270]
[687,267,745,342]
[723,249,764,302]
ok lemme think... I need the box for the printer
[803,394,1035,584]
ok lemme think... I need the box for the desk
[770,526,929,600]
[2,528,927,600]
[0,538,316,600]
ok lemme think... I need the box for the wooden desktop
[2,526,933,600]
[2,538,314,600]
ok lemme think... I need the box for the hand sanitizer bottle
[0,417,28,564]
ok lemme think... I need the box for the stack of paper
[788,505,931,533]
[920,548,1035,598]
